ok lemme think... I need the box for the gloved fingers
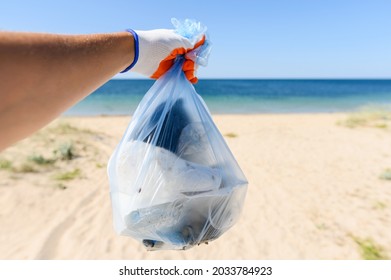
[185,73,198,84]
[182,59,195,72]
[151,35,206,82]
[182,60,198,84]
[181,36,204,84]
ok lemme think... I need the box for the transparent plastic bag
[107,19,248,250]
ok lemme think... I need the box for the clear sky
[1,0,391,79]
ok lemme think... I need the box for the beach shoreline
[1,113,391,259]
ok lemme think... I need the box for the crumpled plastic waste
[107,19,248,250]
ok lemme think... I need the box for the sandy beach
[1,113,391,260]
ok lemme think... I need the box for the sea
[65,79,391,116]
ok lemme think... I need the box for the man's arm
[0,31,134,150]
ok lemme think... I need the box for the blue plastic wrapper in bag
[107,19,248,250]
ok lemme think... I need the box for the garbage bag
[107,19,248,250]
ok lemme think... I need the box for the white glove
[122,29,204,83]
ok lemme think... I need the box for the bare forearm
[0,31,134,150]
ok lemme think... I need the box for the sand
[1,113,391,259]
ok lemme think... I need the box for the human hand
[124,29,205,84]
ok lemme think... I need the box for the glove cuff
[120,29,139,73]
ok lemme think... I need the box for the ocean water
[65,79,391,116]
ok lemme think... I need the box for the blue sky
[1,0,391,79]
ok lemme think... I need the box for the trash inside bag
[107,19,248,250]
